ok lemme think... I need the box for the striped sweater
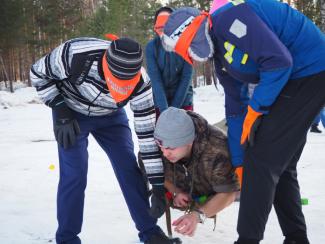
[30,37,163,184]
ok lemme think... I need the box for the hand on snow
[172,212,199,237]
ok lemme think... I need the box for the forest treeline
[1,0,324,92]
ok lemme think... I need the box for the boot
[234,238,259,244]
[310,124,322,133]
[283,238,310,244]
[283,231,310,244]
[144,230,182,244]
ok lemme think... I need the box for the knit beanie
[161,7,214,62]
[154,107,195,148]
[105,37,143,80]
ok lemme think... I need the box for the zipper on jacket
[182,165,189,177]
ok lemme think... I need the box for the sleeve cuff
[249,98,269,114]
[148,174,165,185]
[213,183,240,193]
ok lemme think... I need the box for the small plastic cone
[301,198,309,205]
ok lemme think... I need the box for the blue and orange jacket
[210,0,325,167]
[146,36,194,112]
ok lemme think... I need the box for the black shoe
[310,124,322,133]
[283,231,310,244]
[283,239,310,244]
[144,230,182,244]
[234,239,259,244]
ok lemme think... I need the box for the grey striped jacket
[30,37,163,184]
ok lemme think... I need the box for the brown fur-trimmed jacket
[163,111,240,198]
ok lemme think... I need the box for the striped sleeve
[130,68,164,185]
[29,41,71,107]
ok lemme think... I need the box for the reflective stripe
[224,41,235,64]
[230,0,245,5]
[241,53,248,64]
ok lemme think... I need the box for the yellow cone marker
[49,164,55,170]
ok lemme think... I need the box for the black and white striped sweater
[30,37,163,184]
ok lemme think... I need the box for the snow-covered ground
[0,85,324,244]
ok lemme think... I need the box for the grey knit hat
[161,7,214,62]
[154,107,195,148]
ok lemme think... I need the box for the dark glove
[148,185,166,219]
[235,166,243,188]
[53,102,80,149]
[241,105,262,148]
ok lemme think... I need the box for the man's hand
[241,105,262,148]
[172,212,199,237]
[173,192,191,208]
[53,102,80,149]
[148,185,166,218]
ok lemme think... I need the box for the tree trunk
[8,49,14,92]
[0,53,9,88]
[18,48,23,81]
[320,0,325,32]
[193,63,198,88]
[204,62,212,85]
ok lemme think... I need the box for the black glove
[53,102,80,149]
[247,116,262,148]
[148,185,166,219]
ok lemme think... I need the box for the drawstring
[172,157,217,231]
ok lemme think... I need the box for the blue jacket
[146,36,194,112]
[211,0,325,167]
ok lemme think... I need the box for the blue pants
[54,109,160,244]
[312,107,325,127]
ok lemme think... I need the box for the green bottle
[301,198,309,205]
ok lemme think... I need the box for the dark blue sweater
[146,37,194,112]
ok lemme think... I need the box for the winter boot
[283,231,310,244]
[283,240,309,244]
[144,230,182,244]
[283,235,310,243]
[234,238,259,244]
[283,237,310,244]
[310,124,322,133]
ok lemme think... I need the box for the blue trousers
[54,109,160,244]
[312,107,325,127]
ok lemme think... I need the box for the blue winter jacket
[146,36,194,112]
[211,0,325,167]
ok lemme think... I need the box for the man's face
[158,143,192,163]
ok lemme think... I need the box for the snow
[0,85,324,244]
[0,87,42,109]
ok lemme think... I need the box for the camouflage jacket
[164,111,240,198]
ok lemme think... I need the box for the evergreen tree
[294,0,320,24]
[318,0,325,32]
[78,0,161,46]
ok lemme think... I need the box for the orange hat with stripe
[102,36,143,104]
[154,6,174,36]
[161,7,214,65]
